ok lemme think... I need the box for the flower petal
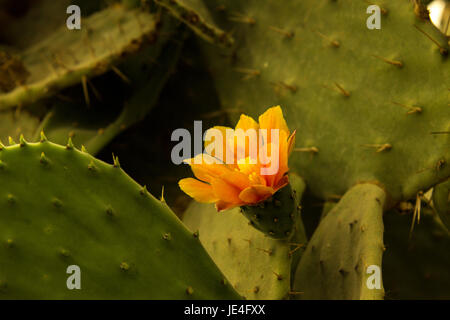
[239,185,274,203]
[220,171,252,190]
[185,154,232,183]
[211,177,243,205]
[258,105,290,144]
[178,178,218,203]
[235,114,259,131]
[215,200,240,212]
[204,126,232,162]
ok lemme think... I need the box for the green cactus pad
[0,140,240,299]
[0,5,159,110]
[196,0,450,203]
[34,21,185,155]
[433,179,450,230]
[155,0,234,47]
[293,183,386,300]
[183,173,307,299]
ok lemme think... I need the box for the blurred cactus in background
[0,0,448,299]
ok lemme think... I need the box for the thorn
[409,191,423,239]
[391,101,422,114]
[414,25,448,56]
[270,81,298,93]
[364,1,388,15]
[66,137,74,150]
[186,286,194,295]
[288,243,305,256]
[119,262,130,271]
[81,145,88,153]
[233,67,260,80]
[162,232,171,240]
[361,143,392,153]
[272,271,283,280]
[19,134,26,147]
[40,131,48,143]
[160,186,165,202]
[86,78,102,102]
[294,147,319,154]
[88,160,96,171]
[193,231,199,238]
[112,153,120,168]
[140,185,148,196]
[315,30,340,47]
[256,247,273,256]
[269,26,294,38]
[111,66,131,84]
[40,152,49,164]
[372,55,403,68]
[59,248,70,257]
[106,207,114,217]
[6,239,14,248]
[228,12,255,25]
[81,75,90,107]
[334,82,350,97]
[8,137,15,146]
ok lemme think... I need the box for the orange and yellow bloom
[179,106,296,211]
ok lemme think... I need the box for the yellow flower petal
[211,177,243,205]
[258,106,290,144]
[220,171,252,190]
[235,114,259,131]
[178,178,218,203]
[185,154,232,183]
[204,126,232,161]
[215,200,240,212]
[239,185,274,203]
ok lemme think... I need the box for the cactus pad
[0,139,239,299]
[293,183,386,299]
[196,0,450,203]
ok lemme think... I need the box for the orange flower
[179,106,296,212]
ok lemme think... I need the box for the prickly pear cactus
[186,0,450,203]
[0,138,240,299]
[183,173,307,299]
[0,4,159,109]
[293,183,386,300]
[240,183,298,240]
[34,20,185,154]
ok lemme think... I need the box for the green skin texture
[183,173,307,300]
[293,183,386,300]
[33,19,186,155]
[0,5,158,110]
[0,140,240,299]
[167,0,450,204]
[432,179,450,231]
[155,0,234,48]
[240,183,298,240]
